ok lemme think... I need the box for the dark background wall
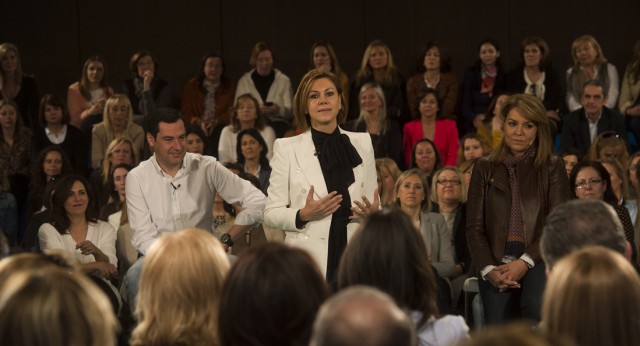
[2,0,638,107]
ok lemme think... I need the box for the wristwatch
[220,233,234,247]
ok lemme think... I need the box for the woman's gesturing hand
[299,185,342,222]
[350,188,380,220]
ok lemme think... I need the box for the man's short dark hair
[541,199,627,268]
[145,108,184,138]
[581,79,606,96]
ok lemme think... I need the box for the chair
[463,276,485,330]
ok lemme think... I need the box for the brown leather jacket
[466,155,570,275]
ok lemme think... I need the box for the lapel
[596,108,611,135]
[294,131,328,197]
[578,110,592,149]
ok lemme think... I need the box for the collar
[584,109,603,124]
[150,152,188,178]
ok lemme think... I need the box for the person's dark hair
[417,41,452,73]
[520,36,552,70]
[474,38,502,69]
[483,91,512,125]
[410,138,443,172]
[569,160,617,205]
[219,243,329,346]
[414,88,443,119]
[196,52,229,93]
[338,208,439,328]
[145,107,184,138]
[581,79,606,96]
[38,94,70,127]
[106,163,133,204]
[236,128,269,168]
[541,199,627,268]
[559,147,581,161]
[129,50,158,77]
[50,175,97,234]
[29,146,73,205]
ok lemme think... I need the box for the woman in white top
[566,35,619,111]
[38,174,118,281]
[217,93,275,163]
[339,208,469,346]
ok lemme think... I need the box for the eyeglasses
[575,178,603,189]
[436,179,461,186]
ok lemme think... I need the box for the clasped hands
[486,259,529,292]
[298,185,379,222]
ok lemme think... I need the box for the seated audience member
[558,147,580,178]
[461,39,507,135]
[23,181,56,251]
[403,89,458,166]
[395,169,454,279]
[112,198,136,281]
[559,80,626,157]
[236,128,271,195]
[219,243,329,346]
[99,163,131,221]
[130,228,229,346]
[407,41,458,121]
[431,167,471,304]
[0,99,31,237]
[346,83,403,168]
[349,40,406,124]
[27,146,72,217]
[569,160,637,262]
[476,92,510,149]
[628,151,640,195]
[339,209,469,345]
[506,37,563,135]
[0,165,17,245]
[90,137,137,212]
[619,40,640,142]
[0,263,118,346]
[123,51,171,120]
[457,133,491,165]
[67,56,113,132]
[309,41,349,106]
[540,199,629,269]
[182,53,235,157]
[566,35,619,112]
[31,94,87,176]
[409,138,443,186]
[542,246,640,346]
[91,94,144,169]
[376,157,402,207]
[310,286,416,346]
[235,42,293,137]
[218,93,276,163]
[185,124,209,155]
[600,158,637,226]
[0,43,39,130]
[586,131,629,173]
[37,175,120,309]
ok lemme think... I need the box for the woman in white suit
[264,69,378,284]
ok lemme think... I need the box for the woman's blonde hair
[131,228,230,346]
[395,168,431,212]
[102,94,133,130]
[599,158,632,200]
[489,94,552,168]
[353,82,388,133]
[430,166,468,204]
[293,69,346,131]
[571,35,607,67]
[356,40,399,87]
[375,158,402,206]
[0,43,22,93]
[543,246,640,346]
[586,131,629,171]
[0,266,117,346]
[101,137,136,184]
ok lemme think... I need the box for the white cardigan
[235,69,293,121]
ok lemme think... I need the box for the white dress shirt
[126,152,265,255]
[38,221,117,265]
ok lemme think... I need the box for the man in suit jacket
[559,79,626,156]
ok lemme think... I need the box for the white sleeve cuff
[520,253,535,268]
[480,265,496,280]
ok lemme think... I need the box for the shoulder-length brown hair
[293,69,346,132]
[489,94,552,168]
[78,56,109,100]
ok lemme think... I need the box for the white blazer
[264,128,378,276]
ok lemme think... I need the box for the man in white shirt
[122,108,265,305]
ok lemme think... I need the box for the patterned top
[0,127,31,176]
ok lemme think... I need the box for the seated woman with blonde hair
[543,246,640,346]
[130,228,230,346]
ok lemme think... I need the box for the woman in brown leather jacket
[466,94,570,325]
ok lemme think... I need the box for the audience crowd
[1,35,640,345]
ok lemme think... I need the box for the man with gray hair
[310,286,416,346]
[540,199,630,269]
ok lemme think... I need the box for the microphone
[171,182,181,191]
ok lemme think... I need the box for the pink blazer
[403,119,459,167]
